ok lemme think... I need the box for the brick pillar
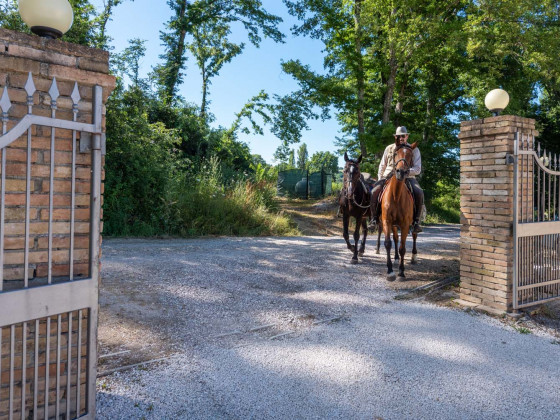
[0,29,115,419]
[459,115,538,313]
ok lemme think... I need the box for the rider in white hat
[368,126,424,234]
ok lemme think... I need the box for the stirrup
[412,222,423,233]
[367,219,378,232]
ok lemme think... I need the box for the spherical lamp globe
[18,0,74,39]
[485,89,510,116]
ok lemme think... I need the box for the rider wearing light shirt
[368,126,424,234]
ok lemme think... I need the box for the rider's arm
[377,147,389,179]
[410,148,422,177]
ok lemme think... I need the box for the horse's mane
[395,144,412,152]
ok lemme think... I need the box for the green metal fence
[277,169,333,199]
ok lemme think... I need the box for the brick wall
[459,115,538,312]
[0,28,115,419]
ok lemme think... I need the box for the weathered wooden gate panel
[0,29,115,419]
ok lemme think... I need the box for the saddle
[378,177,415,215]
[360,172,375,193]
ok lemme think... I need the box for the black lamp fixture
[18,0,74,39]
[484,88,510,116]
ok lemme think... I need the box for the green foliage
[296,143,308,169]
[424,182,460,224]
[308,151,338,175]
[155,0,284,104]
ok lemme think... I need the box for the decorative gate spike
[24,72,36,98]
[0,86,11,114]
[48,77,59,103]
[70,82,81,106]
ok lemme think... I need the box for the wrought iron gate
[0,74,103,419]
[513,132,560,309]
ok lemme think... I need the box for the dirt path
[96,223,560,419]
[97,198,461,375]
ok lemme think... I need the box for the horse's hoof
[411,254,418,264]
[394,258,400,264]
[397,274,406,281]
[386,273,396,281]
[358,251,365,257]
[350,258,359,264]
[376,250,380,255]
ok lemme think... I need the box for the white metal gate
[513,132,560,309]
[0,74,103,419]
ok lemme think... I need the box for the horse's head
[343,152,362,197]
[394,143,416,181]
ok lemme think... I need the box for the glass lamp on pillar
[18,0,74,39]
[485,89,510,116]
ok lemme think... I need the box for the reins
[343,164,371,215]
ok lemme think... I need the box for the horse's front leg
[398,224,408,279]
[392,226,399,263]
[351,216,361,263]
[384,221,395,280]
[411,232,418,264]
[359,217,368,257]
[376,226,382,254]
[343,212,354,253]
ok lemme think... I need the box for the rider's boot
[368,217,378,232]
[412,220,423,233]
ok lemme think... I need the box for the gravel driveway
[96,226,560,419]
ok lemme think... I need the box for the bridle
[393,145,413,178]
[344,161,371,211]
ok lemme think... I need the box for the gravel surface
[96,226,560,419]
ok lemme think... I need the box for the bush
[425,182,460,224]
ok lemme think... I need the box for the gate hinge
[80,132,106,155]
[505,153,515,165]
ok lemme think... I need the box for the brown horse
[339,152,372,263]
[380,143,419,280]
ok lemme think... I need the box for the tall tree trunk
[383,45,397,125]
[200,70,208,119]
[165,0,188,101]
[354,0,367,157]
[423,95,432,143]
[394,64,409,126]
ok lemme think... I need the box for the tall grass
[104,156,298,237]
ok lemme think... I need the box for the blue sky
[92,0,345,166]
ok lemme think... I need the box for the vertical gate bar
[48,102,56,285]
[24,89,33,288]
[66,312,72,419]
[56,314,61,419]
[87,85,103,416]
[513,132,519,310]
[554,157,557,220]
[77,310,82,416]
[21,322,27,419]
[543,162,547,221]
[549,153,552,219]
[0,107,8,289]
[70,126,76,280]
[537,148,541,222]
[44,317,50,418]
[520,138,524,222]
[527,139,536,222]
[9,325,15,420]
[0,327,2,417]
[24,125,31,288]
[33,320,38,420]
[0,327,2,418]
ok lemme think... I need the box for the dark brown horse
[339,152,372,263]
[380,143,419,280]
